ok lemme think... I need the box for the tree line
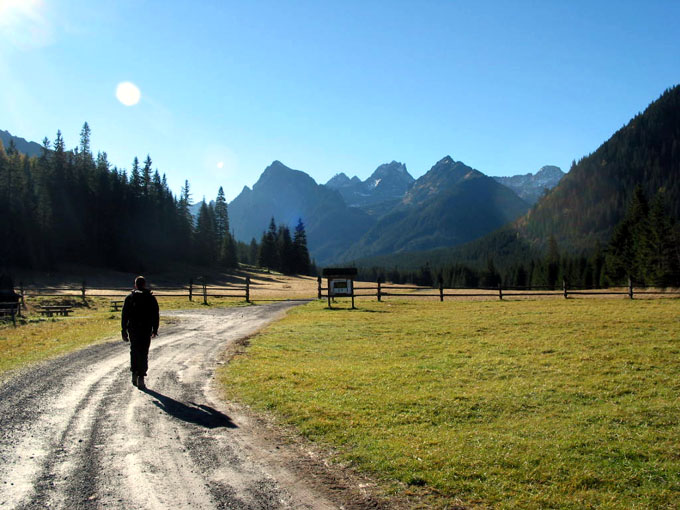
[0,123,314,276]
[357,188,680,289]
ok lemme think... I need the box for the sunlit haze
[115,81,141,107]
[1,1,679,203]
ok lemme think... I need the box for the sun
[217,161,224,169]
[115,81,141,106]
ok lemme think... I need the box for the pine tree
[277,225,295,274]
[293,218,311,275]
[214,186,229,239]
[195,201,218,265]
[142,155,153,197]
[248,238,259,265]
[220,232,239,269]
[258,218,279,270]
[130,157,142,196]
[606,186,649,283]
[643,193,679,286]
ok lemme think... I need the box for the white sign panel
[330,279,353,296]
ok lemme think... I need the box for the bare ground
[0,302,394,510]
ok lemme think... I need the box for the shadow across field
[142,388,237,429]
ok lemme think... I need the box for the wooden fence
[15,278,252,306]
[320,278,680,302]
[9,277,680,313]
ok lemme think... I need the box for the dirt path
[0,303,386,510]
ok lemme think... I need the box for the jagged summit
[493,165,565,205]
[326,161,414,207]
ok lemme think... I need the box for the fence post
[377,280,382,302]
[498,283,503,300]
[317,276,322,299]
[245,277,250,303]
[189,278,193,301]
[439,279,444,302]
[81,280,86,301]
[203,280,208,305]
[563,278,568,299]
[628,277,634,300]
[19,281,25,308]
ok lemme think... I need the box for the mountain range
[227,158,561,264]
[353,84,680,271]
[0,123,564,267]
[228,161,376,264]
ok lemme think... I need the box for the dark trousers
[129,332,152,376]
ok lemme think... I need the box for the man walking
[121,276,159,389]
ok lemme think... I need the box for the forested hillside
[520,85,680,249]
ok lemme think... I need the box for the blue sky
[1,1,679,202]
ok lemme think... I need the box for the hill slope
[519,84,680,250]
[0,129,43,157]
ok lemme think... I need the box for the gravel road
[0,303,386,510]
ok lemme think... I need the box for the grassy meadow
[220,298,680,509]
[0,295,244,377]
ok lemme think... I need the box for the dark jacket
[121,289,159,336]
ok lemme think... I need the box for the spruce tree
[130,157,142,196]
[293,218,311,275]
[277,225,295,274]
[195,201,218,265]
[214,186,229,239]
[142,155,153,197]
[258,218,279,270]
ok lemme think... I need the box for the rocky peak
[493,165,564,205]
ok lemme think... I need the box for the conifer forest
[0,123,313,275]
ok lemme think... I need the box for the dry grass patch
[0,295,245,377]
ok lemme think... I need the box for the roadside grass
[0,295,245,377]
[220,299,680,509]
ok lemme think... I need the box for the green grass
[220,299,680,509]
[0,295,246,377]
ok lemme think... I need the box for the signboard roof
[322,267,358,278]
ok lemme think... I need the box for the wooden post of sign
[563,278,568,299]
[317,276,322,299]
[498,283,503,300]
[628,277,634,299]
[377,280,382,302]
[189,278,193,301]
[245,277,250,303]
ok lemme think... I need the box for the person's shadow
[141,388,237,429]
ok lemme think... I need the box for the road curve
[0,303,384,510]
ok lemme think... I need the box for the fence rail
[9,277,680,314]
[321,278,680,304]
